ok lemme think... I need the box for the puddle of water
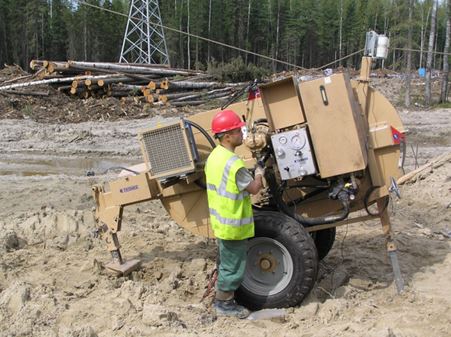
[0,154,140,177]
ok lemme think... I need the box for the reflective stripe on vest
[207,183,249,200]
[208,208,254,227]
[206,156,250,201]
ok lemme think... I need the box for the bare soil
[0,67,450,337]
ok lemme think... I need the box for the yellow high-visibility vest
[205,145,254,240]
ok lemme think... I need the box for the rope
[75,0,362,71]
[200,268,217,303]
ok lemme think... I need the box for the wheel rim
[242,237,294,296]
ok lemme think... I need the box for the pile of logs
[0,60,248,107]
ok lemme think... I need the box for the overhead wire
[394,47,451,57]
[74,0,363,71]
[312,49,365,71]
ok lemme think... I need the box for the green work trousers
[217,239,247,293]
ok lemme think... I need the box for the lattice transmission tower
[119,0,170,65]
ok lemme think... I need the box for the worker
[205,109,264,318]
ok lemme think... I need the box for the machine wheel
[236,211,318,310]
[312,227,336,260]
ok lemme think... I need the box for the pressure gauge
[279,136,287,145]
[290,133,305,149]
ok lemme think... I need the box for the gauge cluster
[270,128,317,180]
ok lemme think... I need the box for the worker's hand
[255,165,265,177]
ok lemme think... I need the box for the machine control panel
[271,128,317,180]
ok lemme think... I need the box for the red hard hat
[211,109,245,134]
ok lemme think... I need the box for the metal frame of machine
[92,34,406,308]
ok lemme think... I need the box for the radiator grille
[140,122,194,177]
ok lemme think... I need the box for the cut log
[147,81,156,90]
[87,84,102,91]
[57,85,73,91]
[109,90,143,98]
[70,87,85,95]
[160,91,200,100]
[1,74,33,84]
[169,100,206,106]
[125,63,176,69]
[167,80,248,90]
[32,67,47,80]
[110,83,143,91]
[0,74,124,91]
[67,61,202,76]
[397,153,451,185]
[1,90,50,97]
[160,79,169,90]
[29,60,45,70]
[99,77,148,86]
[171,87,233,102]
[47,62,70,73]
[36,70,51,80]
[68,65,159,82]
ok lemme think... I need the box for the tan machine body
[92,57,405,292]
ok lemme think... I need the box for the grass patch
[21,104,33,117]
[434,101,451,108]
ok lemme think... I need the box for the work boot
[213,299,250,319]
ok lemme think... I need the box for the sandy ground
[0,93,450,336]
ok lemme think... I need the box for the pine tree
[426,0,438,105]
[49,0,69,60]
[440,0,450,102]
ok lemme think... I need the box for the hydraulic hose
[185,119,216,149]
[184,119,216,190]
[254,118,268,123]
[267,172,350,226]
[363,186,389,216]
[283,186,329,205]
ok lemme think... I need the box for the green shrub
[207,57,269,82]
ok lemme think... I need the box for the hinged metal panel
[299,73,367,178]
[260,77,305,131]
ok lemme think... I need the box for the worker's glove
[254,165,265,178]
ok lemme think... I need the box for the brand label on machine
[120,185,139,193]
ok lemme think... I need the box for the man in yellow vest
[205,109,264,318]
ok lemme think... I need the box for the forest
[0,0,449,75]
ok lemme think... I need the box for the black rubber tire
[312,227,336,260]
[235,211,318,310]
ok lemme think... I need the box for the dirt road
[0,101,450,336]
